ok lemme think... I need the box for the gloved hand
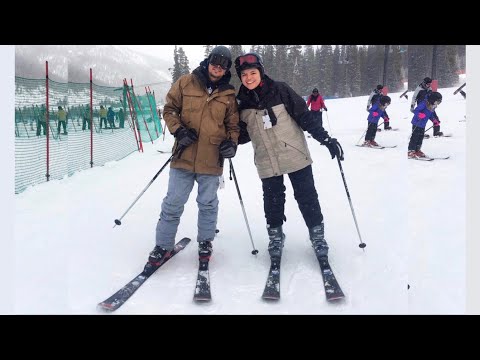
[219,139,237,158]
[324,107,328,111]
[324,137,344,161]
[366,106,370,112]
[174,126,198,147]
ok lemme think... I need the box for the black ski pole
[336,157,366,250]
[114,145,184,227]
[228,159,258,255]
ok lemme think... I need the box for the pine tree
[303,45,316,95]
[262,45,275,78]
[177,47,190,77]
[274,45,288,82]
[204,45,213,58]
[408,45,430,90]
[358,46,369,95]
[228,45,245,90]
[347,45,361,96]
[332,45,342,97]
[387,45,404,92]
[170,46,182,85]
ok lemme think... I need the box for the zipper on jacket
[283,141,309,159]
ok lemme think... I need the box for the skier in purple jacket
[408,91,442,159]
[362,95,391,148]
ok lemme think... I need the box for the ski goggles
[209,54,230,70]
[237,54,261,66]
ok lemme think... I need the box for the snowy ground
[12,87,466,314]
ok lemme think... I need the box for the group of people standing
[138,46,451,295]
[145,46,343,278]
[361,77,445,159]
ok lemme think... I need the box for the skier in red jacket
[306,88,328,126]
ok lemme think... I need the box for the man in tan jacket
[146,46,239,270]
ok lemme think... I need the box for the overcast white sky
[125,45,249,68]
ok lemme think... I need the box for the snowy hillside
[13,87,466,314]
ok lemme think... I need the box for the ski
[424,134,452,139]
[356,144,397,149]
[317,256,345,302]
[409,157,434,162]
[453,82,466,95]
[262,258,281,300]
[98,237,191,312]
[409,156,449,161]
[157,150,172,153]
[193,258,211,302]
[377,128,399,132]
[356,144,385,149]
[427,156,450,160]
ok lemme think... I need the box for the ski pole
[336,157,366,250]
[325,110,332,134]
[228,159,259,255]
[114,145,184,227]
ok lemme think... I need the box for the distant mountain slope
[15,45,173,105]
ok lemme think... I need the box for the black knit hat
[423,77,432,84]
[379,95,391,106]
[208,46,232,69]
[427,91,442,105]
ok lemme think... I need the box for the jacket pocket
[210,97,229,125]
[205,136,224,168]
[182,91,204,123]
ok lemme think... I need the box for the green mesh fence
[126,86,163,143]
[15,76,161,194]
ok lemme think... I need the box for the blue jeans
[156,168,220,250]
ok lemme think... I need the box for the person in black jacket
[234,52,344,262]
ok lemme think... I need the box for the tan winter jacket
[163,72,239,176]
[240,103,312,179]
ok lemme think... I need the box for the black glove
[219,139,237,158]
[324,137,344,161]
[174,126,198,147]
[324,107,328,111]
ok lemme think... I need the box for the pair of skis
[98,237,211,312]
[98,239,344,311]
[262,253,345,302]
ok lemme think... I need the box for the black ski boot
[309,223,329,258]
[433,125,443,137]
[198,241,213,260]
[144,245,170,270]
[267,226,285,259]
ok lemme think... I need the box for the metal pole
[336,157,366,249]
[228,159,258,255]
